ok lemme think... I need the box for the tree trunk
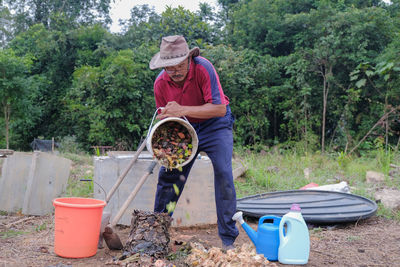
[4,104,10,150]
[324,65,332,153]
[385,95,389,153]
[274,109,278,137]
[321,65,331,154]
[322,76,326,153]
[304,93,308,152]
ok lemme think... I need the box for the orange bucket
[53,197,106,258]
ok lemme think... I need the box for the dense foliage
[0,0,399,154]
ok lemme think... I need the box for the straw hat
[149,35,200,70]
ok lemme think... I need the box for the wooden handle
[110,161,157,227]
[105,139,147,203]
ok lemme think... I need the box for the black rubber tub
[236,189,378,224]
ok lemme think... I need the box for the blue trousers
[153,106,239,246]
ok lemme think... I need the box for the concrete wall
[0,152,71,215]
[93,152,217,227]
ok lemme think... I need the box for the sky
[109,0,219,33]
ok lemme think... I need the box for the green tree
[227,0,318,55]
[10,24,74,141]
[350,58,400,153]
[65,46,157,149]
[282,53,319,151]
[118,5,162,49]
[0,5,12,47]
[0,49,32,149]
[9,23,115,144]
[286,5,395,152]
[120,5,220,50]
[4,0,112,32]
[159,6,216,47]
[71,24,116,67]
[205,45,283,146]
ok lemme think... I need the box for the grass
[376,203,400,220]
[0,230,29,239]
[62,152,94,198]
[346,235,361,242]
[64,175,94,198]
[0,222,48,239]
[34,223,47,232]
[234,147,400,220]
[62,152,93,166]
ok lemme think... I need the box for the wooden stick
[390,164,400,169]
[110,161,157,227]
[105,139,147,203]
[5,216,35,228]
[349,108,396,155]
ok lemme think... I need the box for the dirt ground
[1,212,400,267]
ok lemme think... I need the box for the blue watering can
[232,211,281,261]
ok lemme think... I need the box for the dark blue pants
[153,106,239,246]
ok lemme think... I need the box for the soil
[1,213,400,267]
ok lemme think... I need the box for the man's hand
[157,101,185,119]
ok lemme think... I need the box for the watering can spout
[232,211,258,246]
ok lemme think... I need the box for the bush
[58,135,84,154]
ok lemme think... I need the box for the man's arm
[157,101,226,119]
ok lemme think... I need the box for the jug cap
[290,203,301,211]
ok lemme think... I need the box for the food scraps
[151,121,193,170]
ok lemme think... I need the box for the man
[149,35,238,249]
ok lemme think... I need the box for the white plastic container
[146,117,199,169]
[278,204,310,264]
[306,181,351,193]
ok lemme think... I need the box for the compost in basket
[147,118,198,170]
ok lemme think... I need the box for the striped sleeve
[195,57,227,105]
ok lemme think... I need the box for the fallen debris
[5,216,36,228]
[0,149,14,158]
[301,181,351,193]
[186,242,278,267]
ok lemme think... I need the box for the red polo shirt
[153,56,229,123]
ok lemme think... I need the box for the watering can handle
[259,215,282,227]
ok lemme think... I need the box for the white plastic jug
[278,204,310,264]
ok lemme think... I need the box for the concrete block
[94,152,217,227]
[0,152,32,212]
[0,152,71,215]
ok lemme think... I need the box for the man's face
[164,58,190,83]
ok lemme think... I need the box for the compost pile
[122,210,172,260]
[151,121,193,170]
